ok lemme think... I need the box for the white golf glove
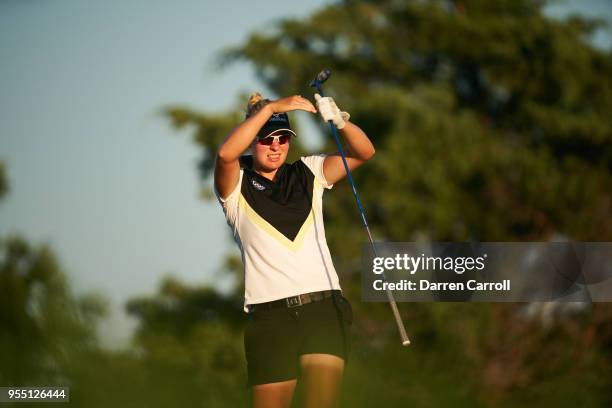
[314,93,350,130]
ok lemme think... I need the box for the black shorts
[243,292,353,387]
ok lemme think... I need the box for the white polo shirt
[215,154,342,312]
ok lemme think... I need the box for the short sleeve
[300,154,333,189]
[214,170,243,227]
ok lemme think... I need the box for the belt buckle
[286,295,302,308]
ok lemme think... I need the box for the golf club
[310,69,411,346]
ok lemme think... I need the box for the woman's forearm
[340,121,375,161]
[217,104,274,163]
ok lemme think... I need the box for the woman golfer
[214,92,375,408]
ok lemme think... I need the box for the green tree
[0,236,105,385]
[0,162,109,396]
[162,1,612,405]
[215,0,612,242]
[125,276,248,407]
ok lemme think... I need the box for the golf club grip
[388,292,411,346]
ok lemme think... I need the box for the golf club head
[309,69,331,88]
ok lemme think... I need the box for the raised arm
[214,95,316,199]
[214,105,274,199]
[322,121,375,185]
[315,95,375,185]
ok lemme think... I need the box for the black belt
[247,290,340,313]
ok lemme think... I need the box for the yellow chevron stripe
[238,194,314,252]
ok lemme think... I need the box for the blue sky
[0,0,330,348]
[1,0,610,349]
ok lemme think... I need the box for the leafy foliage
[0,235,108,385]
[5,1,608,406]
[159,1,612,406]
[158,0,612,406]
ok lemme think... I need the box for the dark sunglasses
[257,134,290,146]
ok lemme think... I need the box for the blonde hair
[245,92,271,118]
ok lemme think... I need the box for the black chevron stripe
[241,161,314,241]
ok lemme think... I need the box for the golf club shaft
[315,85,410,346]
